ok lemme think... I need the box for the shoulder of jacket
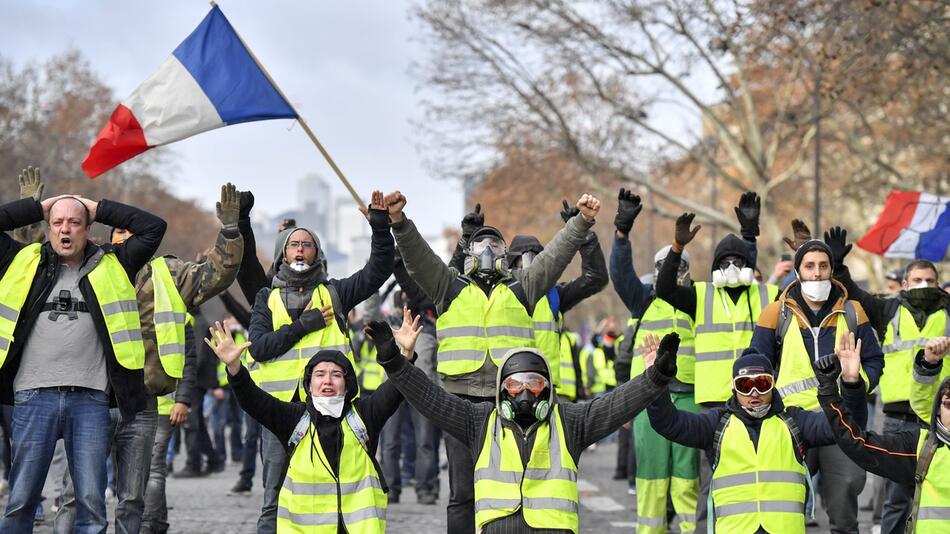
[757,301,782,328]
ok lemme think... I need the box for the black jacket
[247,212,394,374]
[0,198,166,420]
[192,310,220,391]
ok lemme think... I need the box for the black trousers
[184,388,215,471]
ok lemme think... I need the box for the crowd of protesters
[0,165,946,534]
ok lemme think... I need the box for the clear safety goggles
[732,373,774,396]
[502,372,548,396]
[470,236,506,255]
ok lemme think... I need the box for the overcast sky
[0,1,463,235]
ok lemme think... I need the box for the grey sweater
[392,214,595,397]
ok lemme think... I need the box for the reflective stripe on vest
[150,257,186,379]
[359,343,383,392]
[277,409,386,533]
[629,298,695,384]
[474,406,579,533]
[86,253,145,370]
[711,415,807,533]
[881,307,950,405]
[694,282,777,404]
[0,244,42,368]
[533,294,562,387]
[556,331,578,400]
[436,282,535,376]
[915,430,950,532]
[257,285,354,402]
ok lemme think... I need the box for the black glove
[363,320,400,364]
[614,188,642,234]
[654,332,680,378]
[238,190,255,221]
[560,200,580,224]
[674,213,701,248]
[823,226,853,268]
[368,208,389,231]
[813,353,842,397]
[461,203,484,238]
[734,191,760,238]
[294,307,328,334]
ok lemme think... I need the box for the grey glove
[18,166,44,201]
[216,183,240,229]
[294,307,328,334]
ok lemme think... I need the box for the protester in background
[885,269,904,296]
[177,307,221,478]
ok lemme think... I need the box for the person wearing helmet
[363,315,682,534]
[383,191,600,534]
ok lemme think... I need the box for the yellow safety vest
[0,245,145,370]
[532,293,562,387]
[914,430,950,533]
[881,306,950,405]
[257,285,354,402]
[474,407,579,533]
[591,347,616,392]
[359,342,383,392]
[150,257,186,379]
[694,282,777,404]
[436,281,535,376]
[158,312,196,417]
[711,415,808,533]
[556,331,578,400]
[277,410,386,533]
[629,298,696,384]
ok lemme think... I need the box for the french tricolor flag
[857,191,950,261]
[82,6,297,178]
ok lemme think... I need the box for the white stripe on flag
[885,192,950,258]
[122,56,224,146]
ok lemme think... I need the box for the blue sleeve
[609,235,646,316]
[749,325,778,368]
[646,392,720,451]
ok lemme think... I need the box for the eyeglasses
[718,257,747,270]
[287,241,315,250]
[470,236,506,255]
[733,373,774,396]
[502,372,547,396]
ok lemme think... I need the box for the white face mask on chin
[289,261,312,273]
[712,265,755,288]
[311,395,345,418]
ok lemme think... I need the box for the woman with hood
[204,309,423,533]
[363,312,682,534]
[819,336,950,533]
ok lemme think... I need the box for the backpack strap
[325,283,349,337]
[907,433,940,533]
[287,412,311,450]
[775,303,794,348]
[843,300,858,335]
[711,411,733,471]
[776,411,806,464]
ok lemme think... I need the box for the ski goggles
[470,235,506,255]
[501,372,548,396]
[732,373,774,396]
[718,257,747,270]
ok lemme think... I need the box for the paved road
[18,440,878,533]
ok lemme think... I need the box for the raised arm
[330,192,395,313]
[96,198,167,278]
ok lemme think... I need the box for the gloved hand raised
[363,320,401,364]
[293,304,334,335]
[216,183,241,229]
[614,188,642,235]
[461,203,484,238]
[18,166,44,201]
[238,190,254,222]
[734,191,760,238]
[813,353,842,397]
[642,332,679,379]
[560,200,580,224]
[823,226,853,267]
[673,213,701,250]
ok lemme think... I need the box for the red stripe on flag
[81,104,150,178]
[856,191,920,255]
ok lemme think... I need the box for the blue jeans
[142,414,174,534]
[0,388,112,534]
[881,415,917,534]
[211,389,243,465]
[238,411,261,486]
[258,427,289,534]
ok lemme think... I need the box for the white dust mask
[800,280,832,302]
[311,395,345,418]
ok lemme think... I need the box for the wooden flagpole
[211,1,366,210]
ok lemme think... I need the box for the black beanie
[712,234,752,272]
[500,351,550,381]
[793,239,833,272]
[732,348,774,378]
[509,235,544,256]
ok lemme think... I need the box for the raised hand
[216,183,240,228]
[813,353,842,393]
[654,332,680,378]
[641,333,661,369]
[614,187,642,235]
[673,213,701,250]
[204,321,252,376]
[18,166,44,201]
[823,226,853,267]
[782,218,812,251]
[393,306,424,358]
[924,336,950,364]
[560,199,580,224]
[359,191,388,228]
[835,331,862,383]
[238,190,255,221]
[461,203,485,237]
[384,191,407,223]
[576,194,601,222]
[734,191,761,237]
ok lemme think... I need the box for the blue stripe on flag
[172,6,297,124]
[916,200,950,261]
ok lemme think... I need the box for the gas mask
[712,261,754,288]
[499,371,550,424]
[465,235,508,280]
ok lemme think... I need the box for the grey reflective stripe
[111,329,143,343]
[260,379,299,393]
[759,500,805,513]
[711,473,757,491]
[637,515,666,527]
[300,344,349,357]
[474,468,520,485]
[884,340,916,353]
[533,321,558,332]
[277,505,384,526]
[158,343,185,356]
[757,284,770,310]
[153,311,187,324]
[696,322,754,334]
[757,471,807,485]
[474,497,523,512]
[282,475,382,496]
[438,349,485,362]
[522,497,578,513]
[269,349,299,363]
[695,350,737,362]
[559,379,576,386]
[917,506,950,520]
[639,319,674,330]
[713,470,806,491]
[714,502,757,517]
[678,346,696,356]
[486,325,534,338]
[438,326,483,340]
[490,347,526,359]
[0,337,10,351]
[101,300,138,315]
[777,377,819,399]
[0,302,18,321]
[675,512,697,524]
